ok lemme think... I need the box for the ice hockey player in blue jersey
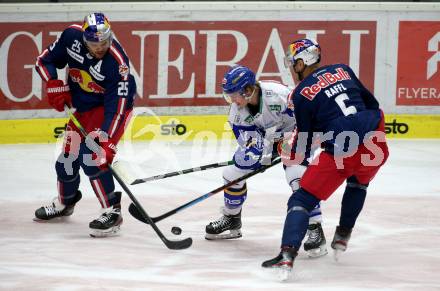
[33,12,136,237]
[205,65,327,257]
[262,38,389,279]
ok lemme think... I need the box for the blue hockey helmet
[222,65,256,103]
[82,12,112,43]
[285,38,321,67]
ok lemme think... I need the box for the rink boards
[0,2,440,144]
[0,113,439,144]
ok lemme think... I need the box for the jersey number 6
[335,93,357,116]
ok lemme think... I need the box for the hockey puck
[171,226,182,235]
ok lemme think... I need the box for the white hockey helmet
[284,38,321,67]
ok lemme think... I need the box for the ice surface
[0,139,439,290]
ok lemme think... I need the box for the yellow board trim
[384,114,440,139]
[0,115,233,144]
[0,114,439,144]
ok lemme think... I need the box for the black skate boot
[89,192,123,238]
[331,226,352,261]
[262,246,298,281]
[34,191,82,221]
[205,209,242,240]
[303,223,328,258]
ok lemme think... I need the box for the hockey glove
[98,139,117,166]
[89,129,117,167]
[46,79,72,112]
[233,135,264,170]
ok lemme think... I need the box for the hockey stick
[130,160,234,185]
[64,105,192,250]
[128,156,282,224]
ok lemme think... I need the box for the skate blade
[306,246,328,258]
[277,267,293,282]
[205,229,242,240]
[333,249,344,262]
[33,216,69,223]
[89,225,121,238]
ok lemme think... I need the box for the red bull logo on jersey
[300,68,351,100]
[69,68,105,94]
[118,64,129,77]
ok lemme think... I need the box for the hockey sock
[282,189,320,249]
[55,155,81,205]
[89,169,117,208]
[309,202,323,224]
[223,183,247,215]
[339,176,368,229]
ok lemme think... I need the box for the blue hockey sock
[309,202,323,223]
[339,176,368,229]
[55,154,81,205]
[224,183,247,213]
[89,169,118,208]
[281,189,321,248]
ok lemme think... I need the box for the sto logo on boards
[160,121,187,136]
[384,119,408,135]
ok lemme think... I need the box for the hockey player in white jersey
[205,65,327,258]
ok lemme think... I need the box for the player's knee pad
[287,188,321,214]
[80,161,100,177]
[342,177,367,204]
[344,176,368,198]
[347,176,368,189]
[282,189,320,249]
[55,153,80,180]
[284,165,307,192]
[223,165,251,189]
[78,143,101,177]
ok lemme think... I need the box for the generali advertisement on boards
[0,21,376,110]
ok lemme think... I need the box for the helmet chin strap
[244,86,256,102]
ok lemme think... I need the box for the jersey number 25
[118,81,129,96]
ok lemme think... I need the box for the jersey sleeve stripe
[68,24,83,31]
[109,45,128,81]
[287,89,295,103]
[108,98,126,138]
[109,45,124,65]
[35,49,51,82]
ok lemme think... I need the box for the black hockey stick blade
[129,203,150,223]
[164,236,193,250]
[128,202,192,250]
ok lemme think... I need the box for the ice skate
[261,246,298,281]
[205,209,242,240]
[34,191,82,221]
[89,204,123,238]
[331,226,352,261]
[304,223,328,258]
